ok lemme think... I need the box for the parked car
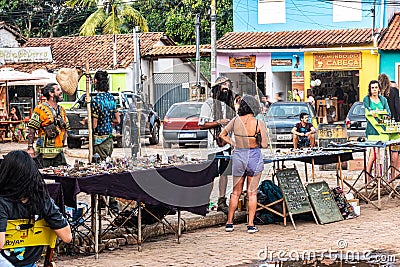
[66,92,160,149]
[121,91,161,147]
[162,102,208,148]
[345,101,366,141]
[264,101,318,147]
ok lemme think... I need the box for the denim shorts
[232,148,264,177]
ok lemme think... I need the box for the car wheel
[163,139,171,149]
[149,123,160,145]
[67,138,82,149]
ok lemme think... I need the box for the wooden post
[85,63,93,163]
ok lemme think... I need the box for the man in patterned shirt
[27,83,70,167]
[91,70,120,160]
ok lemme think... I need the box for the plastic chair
[4,219,57,267]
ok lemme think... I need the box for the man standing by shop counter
[199,76,236,214]
[27,83,69,167]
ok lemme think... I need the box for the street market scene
[1,1,400,266]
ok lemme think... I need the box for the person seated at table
[219,95,268,234]
[364,79,391,183]
[291,112,316,149]
[8,106,21,121]
[0,150,72,267]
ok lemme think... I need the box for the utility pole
[210,0,217,86]
[195,13,201,100]
[133,26,142,157]
[133,26,141,95]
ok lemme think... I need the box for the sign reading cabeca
[314,52,361,70]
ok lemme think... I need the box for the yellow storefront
[304,48,379,120]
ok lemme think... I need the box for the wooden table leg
[312,158,315,182]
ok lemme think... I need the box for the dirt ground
[1,143,400,266]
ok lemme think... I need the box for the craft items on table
[365,109,400,141]
[40,154,202,177]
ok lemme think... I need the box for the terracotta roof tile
[145,45,211,57]
[216,28,374,49]
[379,12,400,50]
[1,32,175,72]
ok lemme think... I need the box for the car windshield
[267,104,310,118]
[166,104,202,119]
[352,104,365,116]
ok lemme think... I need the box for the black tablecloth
[44,161,217,216]
[263,151,354,165]
[47,182,65,214]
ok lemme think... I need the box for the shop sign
[271,59,292,66]
[0,47,53,63]
[229,55,256,69]
[314,52,361,70]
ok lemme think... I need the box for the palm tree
[66,0,148,35]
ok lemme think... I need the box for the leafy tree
[0,0,94,37]
[134,0,233,45]
[66,0,148,35]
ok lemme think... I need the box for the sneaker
[247,225,259,234]
[225,224,234,232]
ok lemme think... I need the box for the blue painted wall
[380,51,400,81]
[233,0,389,32]
[271,52,303,72]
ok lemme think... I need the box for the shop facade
[216,52,271,98]
[270,52,304,101]
[304,49,379,120]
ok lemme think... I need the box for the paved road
[54,198,400,267]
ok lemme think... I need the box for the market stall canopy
[3,69,56,86]
[0,69,43,82]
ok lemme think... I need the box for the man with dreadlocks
[199,76,236,214]
[27,83,69,167]
[0,150,72,266]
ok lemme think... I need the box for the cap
[213,76,231,87]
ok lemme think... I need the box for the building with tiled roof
[2,33,176,72]
[144,45,210,58]
[378,12,400,81]
[213,27,380,111]
[216,28,376,50]
[0,28,210,118]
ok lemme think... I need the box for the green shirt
[369,100,384,111]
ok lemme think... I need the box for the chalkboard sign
[275,169,312,215]
[306,182,343,224]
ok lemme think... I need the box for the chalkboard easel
[275,168,318,229]
[306,181,343,224]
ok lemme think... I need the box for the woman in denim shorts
[219,95,268,234]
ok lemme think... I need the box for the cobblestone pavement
[54,199,400,267]
[1,142,400,266]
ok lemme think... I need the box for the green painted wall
[110,73,126,92]
[380,51,400,82]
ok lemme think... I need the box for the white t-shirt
[199,98,231,153]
